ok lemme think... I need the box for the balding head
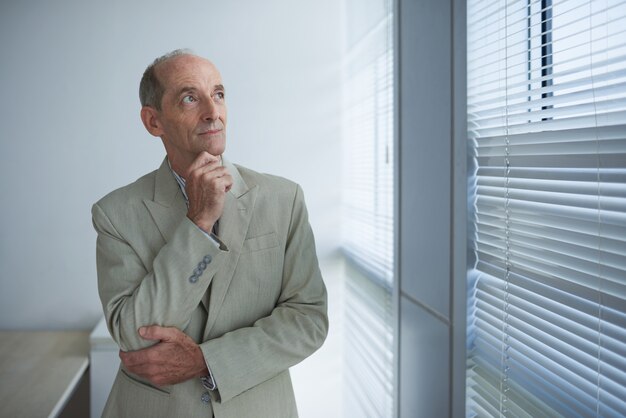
[139,49,197,110]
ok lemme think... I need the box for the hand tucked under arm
[119,325,209,387]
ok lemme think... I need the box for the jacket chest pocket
[242,232,279,252]
[228,232,284,318]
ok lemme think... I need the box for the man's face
[144,55,227,170]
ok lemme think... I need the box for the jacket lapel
[143,158,188,244]
[141,157,258,337]
[204,159,258,337]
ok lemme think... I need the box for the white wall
[0,0,341,328]
[0,1,343,414]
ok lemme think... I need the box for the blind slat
[467,0,626,415]
[342,0,394,417]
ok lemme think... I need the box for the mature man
[92,49,328,418]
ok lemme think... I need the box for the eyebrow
[176,84,225,97]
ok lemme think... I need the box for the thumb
[138,325,177,341]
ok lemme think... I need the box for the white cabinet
[89,318,119,418]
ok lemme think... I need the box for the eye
[182,95,197,104]
[214,91,225,101]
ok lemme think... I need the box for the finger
[198,166,231,183]
[123,358,154,378]
[119,349,146,368]
[188,167,229,190]
[187,152,220,176]
[221,174,234,192]
[203,165,229,176]
[139,325,179,342]
[120,345,164,370]
[198,173,232,194]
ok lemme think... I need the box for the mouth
[198,128,222,136]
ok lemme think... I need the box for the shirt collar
[167,159,189,205]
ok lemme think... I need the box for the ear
[140,106,164,137]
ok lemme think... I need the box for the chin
[208,144,225,156]
[193,144,224,158]
[208,142,226,156]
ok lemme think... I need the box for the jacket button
[199,261,207,270]
[189,275,198,283]
[203,255,212,264]
[201,392,210,404]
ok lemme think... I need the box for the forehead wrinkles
[158,57,222,96]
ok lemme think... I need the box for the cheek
[174,116,198,137]
[174,113,190,126]
[220,106,227,125]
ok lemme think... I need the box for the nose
[201,97,220,121]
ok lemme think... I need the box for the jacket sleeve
[92,203,228,352]
[200,185,329,403]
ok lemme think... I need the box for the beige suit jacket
[92,158,328,418]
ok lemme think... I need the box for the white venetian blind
[341,0,395,416]
[466,0,626,416]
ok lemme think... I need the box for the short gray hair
[139,49,194,110]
